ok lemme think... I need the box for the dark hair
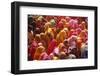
[28,25,33,32]
[28,16,36,31]
[28,16,33,25]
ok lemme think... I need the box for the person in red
[79,21,87,30]
[28,40,38,60]
[29,34,41,60]
[56,18,66,30]
[47,39,57,55]
[68,29,76,37]
[69,19,79,29]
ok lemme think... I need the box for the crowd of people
[28,15,88,61]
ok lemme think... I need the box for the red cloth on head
[47,39,57,55]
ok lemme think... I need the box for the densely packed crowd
[28,15,88,61]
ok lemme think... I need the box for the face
[40,33,45,40]
[35,34,41,43]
